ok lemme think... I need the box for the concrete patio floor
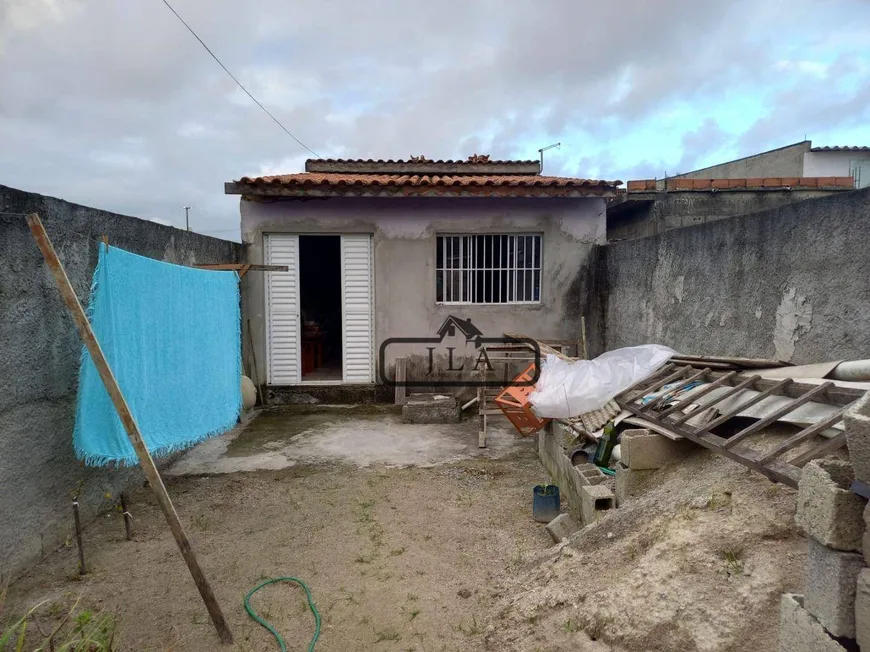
[167,404,525,475]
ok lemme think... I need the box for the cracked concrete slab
[167,404,525,475]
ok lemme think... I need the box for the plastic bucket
[532,484,561,523]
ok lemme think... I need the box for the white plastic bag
[528,345,677,418]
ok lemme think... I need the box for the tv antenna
[182,206,193,231]
[538,143,561,173]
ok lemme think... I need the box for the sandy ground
[6,409,819,652]
[486,424,816,652]
[6,406,551,651]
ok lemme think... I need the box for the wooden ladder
[614,363,863,488]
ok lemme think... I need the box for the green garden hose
[244,577,321,652]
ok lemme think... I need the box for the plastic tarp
[529,345,677,419]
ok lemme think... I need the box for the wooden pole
[73,499,86,575]
[26,214,233,644]
[120,492,134,541]
[247,318,266,407]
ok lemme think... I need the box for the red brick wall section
[625,177,855,192]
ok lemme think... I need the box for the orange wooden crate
[494,363,550,435]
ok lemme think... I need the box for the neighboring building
[226,156,618,387]
[674,141,870,188]
[608,176,854,241]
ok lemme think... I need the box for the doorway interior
[299,235,342,381]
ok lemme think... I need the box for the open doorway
[299,235,342,381]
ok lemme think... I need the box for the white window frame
[436,233,542,305]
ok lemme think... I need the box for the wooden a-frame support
[26,214,234,644]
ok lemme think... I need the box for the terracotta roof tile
[312,157,539,165]
[229,172,620,197]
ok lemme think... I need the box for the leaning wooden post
[26,214,233,644]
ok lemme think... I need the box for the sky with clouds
[1,0,868,241]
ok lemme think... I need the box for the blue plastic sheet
[74,244,241,466]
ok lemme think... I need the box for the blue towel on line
[74,243,241,466]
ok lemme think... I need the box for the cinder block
[614,462,656,506]
[580,484,614,525]
[620,429,688,470]
[574,463,607,486]
[545,513,579,543]
[401,394,460,424]
[805,537,864,637]
[856,569,870,650]
[845,390,870,484]
[779,594,848,652]
[795,459,864,552]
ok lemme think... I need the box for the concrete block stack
[401,394,460,424]
[574,463,607,486]
[779,458,866,651]
[614,428,685,506]
[846,392,870,651]
[579,484,614,525]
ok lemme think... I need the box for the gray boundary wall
[602,187,870,364]
[0,184,242,581]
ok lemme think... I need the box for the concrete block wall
[0,184,243,581]
[781,458,869,649]
[604,187,870,365]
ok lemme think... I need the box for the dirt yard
[6,406,552,651]
[5,408,813,651]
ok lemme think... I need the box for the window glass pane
[436,270,444,302]
[523,269,532,301]
[436,236,443,268]
[534,236,541,267]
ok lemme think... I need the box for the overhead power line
[159,0,321,158]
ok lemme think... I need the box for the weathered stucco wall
[674,141,810,179]
[603,187,870,363]
[804,151,868,187]
[607,189,847,241]
[240,195,606,387]
[0,184,242,581]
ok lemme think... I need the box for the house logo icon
[379,316,540,388]
[436,316,483,348]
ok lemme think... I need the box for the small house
[225,156,618,387]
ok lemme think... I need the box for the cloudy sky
[2,0,868,241]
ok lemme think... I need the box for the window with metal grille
[436,234,542,304]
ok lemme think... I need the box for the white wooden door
[265,234,300,384]
[341,235,374,383]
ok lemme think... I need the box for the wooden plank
[615,400,801,487]
[623,366,688,404]
[237,263,253,279]
[671,355,788,369]
[757,403,852,464]
[477,384,486,448]
[692,378,790,433]
[697,378,793,433]
[395,357,407,405]
[788,432,847,467]
[669,359,737,370]
[503,332,573,361]
[722,382,834,449]
[193,263,289,272]
[671,374,761,425]
[742,374,863,407]
[640,367,710,413]
[26,214,233,644]
[660,371,738,418]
